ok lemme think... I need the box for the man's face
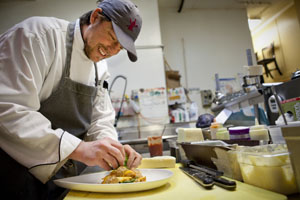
[83,16,122,62]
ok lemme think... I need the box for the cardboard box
[165,70,181,89]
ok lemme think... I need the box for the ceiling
[0,0,284,19]
[157,0,284,18]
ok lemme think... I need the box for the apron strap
[64,22,76,78]
[93,63,108,89]
[65,22,100,87]
[94,63,99,86]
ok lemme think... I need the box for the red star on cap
[128,18,138,31]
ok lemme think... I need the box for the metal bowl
[179,140,232,169]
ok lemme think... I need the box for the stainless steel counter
[117,122,195,141]
[120,135,177,145]
[117,122,190,154]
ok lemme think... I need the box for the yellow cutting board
[64,164,287,200]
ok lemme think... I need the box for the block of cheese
[177,128,204,143]
[138,156,176,168]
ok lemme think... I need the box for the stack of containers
[249,125,270,142]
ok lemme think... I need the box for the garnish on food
[102,166,146,184]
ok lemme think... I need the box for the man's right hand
[68,137,125,170]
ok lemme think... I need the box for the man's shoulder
[25,16,68,24]
[21,16,69,34]
[0,16,69,44]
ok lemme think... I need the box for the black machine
[263,77,300,125]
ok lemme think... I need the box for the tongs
[180,159,236,190]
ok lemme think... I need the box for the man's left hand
[123,144,142,169]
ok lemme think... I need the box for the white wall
[0,0,99,33]
[106,0,166,98]
[159,7,255,110]
[107,48,165,97]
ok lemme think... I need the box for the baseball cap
[98,0,142,62]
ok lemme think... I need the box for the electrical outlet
[200,90,213,106]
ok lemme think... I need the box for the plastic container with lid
[215,127,230,140]
[281,125,300,193]
[268,125,286,144]
[228,126,250,140]
[237,144,298,195]
[249,125,270,141]
[212,148,243,181]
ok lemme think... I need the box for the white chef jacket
[0,17,118,183]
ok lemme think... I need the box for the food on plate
[102,166,146,184]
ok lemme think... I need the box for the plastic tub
[249,129,270,141]
[237,144,298,195]
[268,126,286,144]
[281,125,300,193]
[229,126,250,140]
[215,128,230,140]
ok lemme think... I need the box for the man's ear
[90,8,102,24]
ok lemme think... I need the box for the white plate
[54,169,173,193]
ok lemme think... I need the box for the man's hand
[69,137,125,170]
[68,137,142,170]
[124,144,142,169]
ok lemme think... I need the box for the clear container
[268,126,286,144]
[249,129,270,141]
[202,128,212,140]
[210,122,222,139]
[212,148,243,181]
[227,150,243,181]
[281,124,300,193]
[237,144,298,195]
[215,128,230,140]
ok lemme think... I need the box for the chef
[0,0,142,199]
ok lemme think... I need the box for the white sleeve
[0,22,81,183]
[84,61,118,141]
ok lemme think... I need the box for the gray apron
[39,22,99,138]
[0,22,102,200]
